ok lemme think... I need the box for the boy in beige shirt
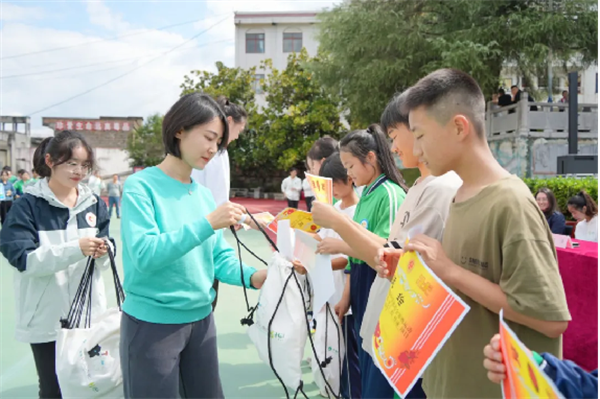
[399,69,571,398]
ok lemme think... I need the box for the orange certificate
[499,310,565,399]
[372,250,470,398]
[305,173,333,205]
[267,208,320,235]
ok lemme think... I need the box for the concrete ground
[0,214,321,398]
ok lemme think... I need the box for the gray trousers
[120,312,223,399]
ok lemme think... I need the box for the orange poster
[499,311,564,399]
[305,173,333,205]
[267,208,320,235]
[372,250,470,398]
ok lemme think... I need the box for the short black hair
[163,93,229,158]
[511,85,519,90]
[498,88,506,95]
[402,68,486,138]
[33,130,96,178]
[290,167,298,173]
[307,136,339,161]
[380,89,410,133]
[17,169,27,175]
[2,166,11,172]
[215,95,248,124]
[319,152,348,184]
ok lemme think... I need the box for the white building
[234,11,321,106]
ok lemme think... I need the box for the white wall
[94,148,131,176]
[235,14,320,106]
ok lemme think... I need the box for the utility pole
[547,0,554,102]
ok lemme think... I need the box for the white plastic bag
[248,252,309,391]
[311,306,345,398]
[56,307,123,398]
[55,245,124,398]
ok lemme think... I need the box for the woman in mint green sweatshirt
[119,93,267,399]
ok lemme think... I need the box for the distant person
[568,191,598,242]
[87,170,105,197]
[14,169,34,198]
[3,165,17,184]
[281,167,302,209]
[559,90,569,112]
[497,88,512,107]
[511,85,538,111]
[535,188,566,234]
[0,169,15,224]
[302,175,315,212]
[107,174,122,218]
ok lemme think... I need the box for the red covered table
[556,239,598,371]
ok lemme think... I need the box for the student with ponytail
[568,191,598,242]
[312,124,407,398]
[191,95,248,312]
[0,130,114,399]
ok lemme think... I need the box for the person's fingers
[491,334,501,351]
[404,241,428,255]
[483,357,506,373]
[487,370,506,384]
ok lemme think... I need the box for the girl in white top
[568,191,598,242]
[311,89,462,399]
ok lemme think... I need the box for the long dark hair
[215,95,247,123]
[568,190,598,218]
[33,130,95,178]
[339,124,407,191]
[535,187,558,216]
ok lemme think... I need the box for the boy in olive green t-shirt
[401,69,571,399]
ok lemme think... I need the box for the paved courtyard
[0,214,321,398]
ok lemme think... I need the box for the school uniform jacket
[0,179,114,343]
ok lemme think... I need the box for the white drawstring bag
[247,251,309,391]
[56,245,125,398]
[311,305,345,398]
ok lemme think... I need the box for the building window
[253,74,265,94]
[246,33,265,53]
[283,32,302,53]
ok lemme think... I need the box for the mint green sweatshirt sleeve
[121,191,216,272]
[213,229,257,288]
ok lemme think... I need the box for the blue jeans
[108,196,120,218]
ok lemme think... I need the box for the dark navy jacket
[542,353,598,399]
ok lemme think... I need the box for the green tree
[180,61,272,183]
[127,113,164,167]
[259,49,345,171]
[314,0,598,126]
[179,54,345,185]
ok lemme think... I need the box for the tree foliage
[127,113,165,167]
[179,53,345,183]
[259,49,345,171]
[314,0,598,126]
